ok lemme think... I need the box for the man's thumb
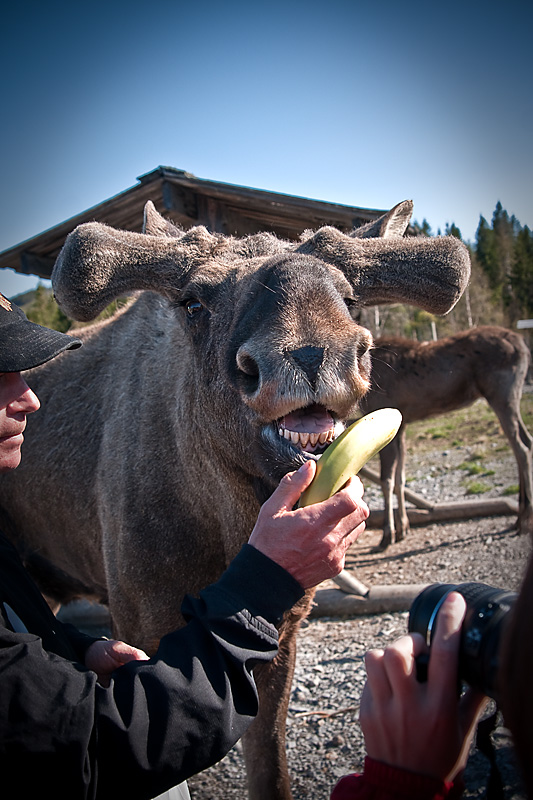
[277,460,316,507]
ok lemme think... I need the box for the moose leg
[394,429,410,541]
[516,422,533,535]
[515,410,533,535]
[377,440,399,549]
[491,396,533,536]
[242,592,314,800]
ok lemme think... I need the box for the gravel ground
[188,411,531,800]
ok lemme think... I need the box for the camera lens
[409,582,517,700]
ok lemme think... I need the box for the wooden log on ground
[359,466,434,510]
[332,570,370,596]
[61,585,426,624]
[365,497,519,529]
[310,583,430,618]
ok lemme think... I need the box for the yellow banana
[299,408,402,507]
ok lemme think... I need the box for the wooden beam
[20,251,56,280]
[365,497,519,529]
[162,180,198,222]
[0,166,388,280]
[311,583,430,617]
[359,465,435,510]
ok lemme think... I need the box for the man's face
[0,372,40,473]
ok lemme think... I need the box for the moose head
[51,200,470,491]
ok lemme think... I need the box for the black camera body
[408,582,517,701]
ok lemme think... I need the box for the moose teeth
[279,427,335,448]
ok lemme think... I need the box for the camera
[408,582,517,701]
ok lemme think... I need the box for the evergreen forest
[361,201,533,341]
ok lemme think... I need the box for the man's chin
[0,447,23,473]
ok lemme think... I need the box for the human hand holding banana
[249,409,402,587]
[248,462,368,587]
[299,408,403,506]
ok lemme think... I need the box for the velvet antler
[52,200,470,321]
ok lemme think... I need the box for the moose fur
[0,200,470,799]
[360,327,533,549]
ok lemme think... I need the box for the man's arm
[1,462,369,800]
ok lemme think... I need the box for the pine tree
[412,219,432,236]
[492,202,518,306]
[25,285,72,332]
[511,226,533,317]
[475,215,500,291]
[444,222,462,239]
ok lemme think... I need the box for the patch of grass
[423,423,455,440]
[458,459,495,477]
[522,394,533,430]
[404,394,533,455]
[465,481,490,495]
[459,460,484,475]
[503,484,520,496]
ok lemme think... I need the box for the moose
[0,199,470,799]
[360,327,533,549]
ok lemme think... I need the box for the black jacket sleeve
[0,544,304,800]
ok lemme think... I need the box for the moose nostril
[290,346,325,388]
[356,329,373,357]
[237,350,259,377]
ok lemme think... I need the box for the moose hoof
[374,535,391,552]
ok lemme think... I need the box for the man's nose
[8,375,40,414]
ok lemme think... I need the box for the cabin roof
[0,166,387,280]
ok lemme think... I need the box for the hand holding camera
[359,592,490,783]
[409,581,517,701]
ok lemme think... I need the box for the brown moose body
[0,200,470,799]
[360,327,533,549]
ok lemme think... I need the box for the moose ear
[351,200,414,239]
[143,201,183,238]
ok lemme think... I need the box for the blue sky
[1,0,532,298]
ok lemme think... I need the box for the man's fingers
[364,648,391,700]
[381,634,427,691]
[108,640,150,664]
[309,477,369,527]
[427,593,466,696]
[342,475,366,500]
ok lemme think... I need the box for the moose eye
[185,299,204,317]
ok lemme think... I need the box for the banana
[299,408,402,507]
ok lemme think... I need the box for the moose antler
[52,200,470,322]
[297,227,471,315]
[52,220,218,321]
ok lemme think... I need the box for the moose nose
[289,346,325,389]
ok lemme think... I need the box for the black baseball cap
[0,291,82,372]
